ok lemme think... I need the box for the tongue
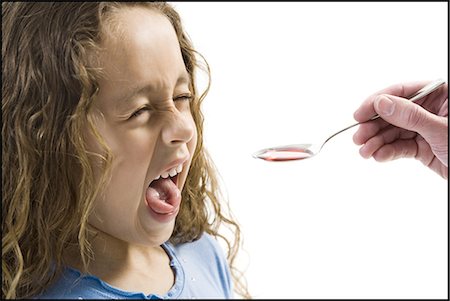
[146,178,181,214]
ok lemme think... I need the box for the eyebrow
[116,72,191,103]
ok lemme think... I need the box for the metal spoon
[252,78,447,162]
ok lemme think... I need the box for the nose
[161,110,195,146]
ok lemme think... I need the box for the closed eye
[129,106,151,119]
[174,94,193,102]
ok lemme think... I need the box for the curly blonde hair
[2,2,249,299]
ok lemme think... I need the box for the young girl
[2,2,249,299]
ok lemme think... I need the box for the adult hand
[353,80,448,179]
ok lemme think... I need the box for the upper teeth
[154,164,183,180]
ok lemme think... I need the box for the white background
[172,2,448,299]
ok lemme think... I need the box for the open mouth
[148,173,179,203]
[145,165,183,220]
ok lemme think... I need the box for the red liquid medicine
[255,147,314,161]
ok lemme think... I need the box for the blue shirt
[35,233,233,299]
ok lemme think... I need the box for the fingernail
[375,95,395,116]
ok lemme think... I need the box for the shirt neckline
[65,241,185,299]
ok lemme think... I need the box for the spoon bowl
[252,144,316,161]
[253,79,446,162]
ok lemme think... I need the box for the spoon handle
[368,78,446,121]
[320,78,447,150]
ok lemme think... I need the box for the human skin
[65,7,197,295]
[353,81,448,179]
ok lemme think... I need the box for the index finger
[353,80,430,122]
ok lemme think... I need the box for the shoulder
[172,232,230,273]
[33,268,141,299]
[176,232,226,256]
[33,268,95,299]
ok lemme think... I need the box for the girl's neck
[63,229,175,295]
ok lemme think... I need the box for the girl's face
[87,7,197,247]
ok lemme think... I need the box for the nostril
[161,114,195,146]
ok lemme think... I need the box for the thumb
[374,94,442,138]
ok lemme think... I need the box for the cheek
[85,114,159,202]
[87,130,158,235]
[103,129,158,198]
[112,130,157,160]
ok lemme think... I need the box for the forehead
[103,7,175,48]
[96,7,187,94]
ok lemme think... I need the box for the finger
[437,98,448,116]
[372,137,448,179]
[374,94,445,140]
[372,139,419,162]
[353,80,430,123]
[353,96,378,123]
[353,119,389,145]
[358,126,417,158]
